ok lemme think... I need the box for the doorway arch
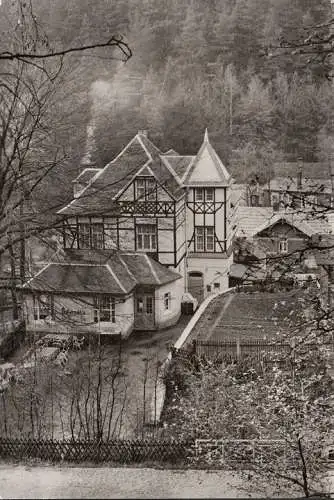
[188,271,204,304]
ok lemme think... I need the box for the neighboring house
[22,129,234,337]
[230,206,332,286]
[22,250,182,338]
[266,175,333,211]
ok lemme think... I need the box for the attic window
[206,188,214,201]
[135,178,156,201]
[279,238,288,254]
[195,188,204,201]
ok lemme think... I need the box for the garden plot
[186,290,310,344]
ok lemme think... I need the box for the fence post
[236,338,241,359]
[192,339,197,355]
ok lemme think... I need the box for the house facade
[22,251,183,338]
[22,129,234,337]
[58,129,233,305]
[231,206,332,286]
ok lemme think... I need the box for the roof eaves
[160,156,183,186]
[144,254,160,285]
[136,134,153,163]
[22,262,52,288]
[105,263,128,293]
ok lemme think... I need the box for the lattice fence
[0,437,192,464]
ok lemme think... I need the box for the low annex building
[22,250,182,338]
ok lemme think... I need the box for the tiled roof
[22,263,129,295]
[73,168,101,185]
[183,130,231,186]
[161,155,194,183]
[22,251,181,294]
[59,133,183,216]
[120,253,181,286]
[235,206,331,238]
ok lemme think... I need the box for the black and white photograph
[0,0,333,498]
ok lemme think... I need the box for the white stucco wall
[24,293,134,338]
[187,253,233,298]
[154,279,183,329]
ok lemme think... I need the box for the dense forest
[1,0,334,208]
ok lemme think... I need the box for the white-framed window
[206,227,214,251]
[195,188,204,201]
[78,223,90,249]
[136,178,146,200]
[206,188,214,201]
[278,238,288,254]
[195,226,215,252]
[78,223,104,249]
[94,295,115,323]
[164,292,171,310]
[195,227,205,251]
[146,178,156,200]
[136,224,157,251]
[91,223,104,249]
[33,294,54,320]
[136,297,144,313]
[146,296,154,314]
[136,178,156,201]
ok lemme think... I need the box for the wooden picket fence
[192,338,291,361]
[192,338,334,362]
[0,437,191,464]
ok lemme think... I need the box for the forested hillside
[1,0,333,208]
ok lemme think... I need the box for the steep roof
[22,251,181,295]
[73,168,102,185]
[235,206,331,238]
[58,133,182,216]
[183,129,231,186]
[161,155,195,183]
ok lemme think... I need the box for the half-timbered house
[22,129,235,337]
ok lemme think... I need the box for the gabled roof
[58,132,182,216]
[73,168,102,185]
[235,206,331,238]
[183,129,231,186]
[161,155,195,183]
[22,250,181,295]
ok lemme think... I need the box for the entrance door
[134,293,155,331]
[188,271,204,304]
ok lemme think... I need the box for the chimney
[297,157,303,190]
[81,121,96,168]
